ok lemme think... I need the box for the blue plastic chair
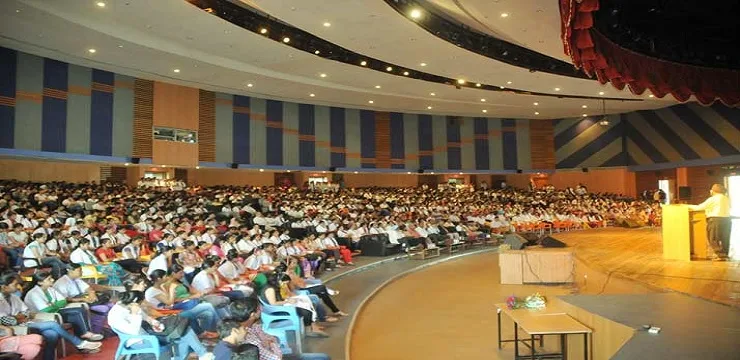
[112,328,171,360]
[259,298,304,354]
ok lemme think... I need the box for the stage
[551,227,740,308]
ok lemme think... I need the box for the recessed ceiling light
[499,86,505,89]
[368,100,374,104]
[309,93,315,97]
[96,2,106,8]
[430,172,435,174]
[649,94,655,98]
[260,28,268,34]
[353,171,358,174]
[259,169,264,172]
[360,60,367,66]
[117,44,123,48]
[482,109,488,113]
[507,81,512,85]
[598,91,605,95]
[475,83,481,87]
[195,166,200,169]
[173,68,180,73]
[459,172,463,175]
[403,71,409,76]
[554,87,561,91]
[87,48,97,54]
[500,13,509,18]
[282,37,290,43]
[534,112,540,115]
[480,99,486,102]
[246,83,253,87]
[124,162,129,166]
[582,114,588,117]
[386,66,393,71]
[420,62,427,67]
[533,102,539,106]
[314,50,320,55]
[375,85,381,89]
[323,22,331,27]
[430,92,436,96]
[15,9,20,13]
[319,73,327,78]
[582,105,588,108]
[427,106,433,109]
[457,79,466,85]
[410,9,422,19]
[407,172,411,174]
[160,165,166,168]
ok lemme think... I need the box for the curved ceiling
[0,0,677,118]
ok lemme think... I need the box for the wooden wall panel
[198,90,216,162]
[635,169,676,196]
[188,168,275,186]
[132,79,153,158]
[343,173,418,188]
[530,120,556,169]
[152,140,198,167]
[153,82,199,130]
[549,168,637,197]
[685,165,734,204]
[0,159,100,183]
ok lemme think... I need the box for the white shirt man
[689,191,730,218]
[53,274,90,298]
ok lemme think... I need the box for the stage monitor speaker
[582,167,589,173]
[329,167,337,172]
[230,163,238,169]
[516,169,523,174]
[678,186,692,199]
[131,157,141,164]
[504,234,527,250]
[540,236,567,248]
[622,219,640,228]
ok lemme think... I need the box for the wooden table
[495,303,591,359]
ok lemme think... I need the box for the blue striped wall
[0,47,134,159]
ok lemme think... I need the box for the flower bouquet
[505,292,547,310]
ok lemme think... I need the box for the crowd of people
[0,179,660,360]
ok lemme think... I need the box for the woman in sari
[69,238,128,286]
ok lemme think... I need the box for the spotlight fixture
[420,62,427,67]
[403,71,409,76]
[475,83,481,87]
[554,87,561,91]
[124,162,130,166]
[173,68,180,73]
[507,81,512,85]
[353,171,358,174]
[427,106,433,109]
[246,83,253,87]
[533,102,539,106]
[599,119,610,126]
[407,172,411,174]
[259,169,264,172]
[375,85,381,89]
[430,92,436,96]
[314,50,320,54]
[282,37,290,43]
[480,98,486,102]
[195,166,200,169]
[649,94,655,98]
[360,60,367,66]
[598,91,605,95]
[499,86,505,89]
[88,48,96,54]
[457,79,466,85]
[160,165,166,168]
[582,113,588,117]
[482,109,488,113]
[309,93,315,97]
[534,112,540,115]
[259,28,268,34]
[319,73,327,77]
[410,9,422,19]
[501,13,509,18]
[582,105,588,108]
[368,100,374,104]
[386,66,393,71]
[117,45,123,48]
[96,2,106,8]
[323,22,331,27]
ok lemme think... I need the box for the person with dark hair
[23,271,104,341]
[0,273,101,360]
[192,256,252,300]
[212,320,250,360]
[121,235,144,260]
[260,272,327,338]
[21,233,69,278]
[147,245,174,277]
[69,238,128,285]
[53,263,113,315]
[108,281,215,360]
[178,240,203,283]
[145,269,220,337]
[218,249,247,281]
[689,183,732,261]
[0,222,24,268]
[168,264,231,318]
[96,237,146,274]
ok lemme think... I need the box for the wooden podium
[661,205,708,261]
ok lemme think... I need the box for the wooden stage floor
[552,227,740,308]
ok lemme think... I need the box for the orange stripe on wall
[16,91,43,103]
[375,112,391,168]
[0,96,15,107]
[92,82,114,93]
[42,88,67,100]
[114,80,134,89]
[68,85,91,96]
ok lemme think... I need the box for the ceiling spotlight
[582,105,588,108]
[282,37,290,43]
[160,165,166,168]
[649,94,655,98]
[314,50,320,54]
[360,60,367,66]
[259,28,268,34]
[195,166,200,169]
[599,119,610,126]
[375,85,381,89]
[420,62,427,67]
[173,68,180,73]
[582,114,588,117]
[320,73,327,78]
[386,66,393,71]
[475,83,481,87]
[323,22,331,27]
[430,92,436,96]
[482,109,488,113]
[368,100,374,104]
[309,93,315,97]
[507,81,512,85]
[246,83,253,87]
[554,87,561,91]
[500,13,509,18]
[96,2,106,8]
[457,79,466,85]
[533,102,539,106]
[410,9,422,19]
[259,169,265,172]
[480,99,486,102]
[598,91,605,95]
[458,172,463,175]
[430,172,435,174]
[407,172,411,174]
[88,48,96,54]
[499,86,505,89]
[117,44,124,48]
[427,106,433,109]
[353,171,358,174]
[534,112,540,115]
[124,162,130,166]
[403,71,409,76]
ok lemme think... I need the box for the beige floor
[349,251,575,360]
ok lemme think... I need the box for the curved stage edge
[346,228,740,360]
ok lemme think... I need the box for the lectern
[661,205,708,260]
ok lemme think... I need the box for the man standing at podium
[689,184,731,261]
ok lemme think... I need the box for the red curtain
[560,0,740,106]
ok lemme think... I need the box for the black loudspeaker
[516,169,523,174]
[417,169,425,174]
[329,167,336,172]
[540,236,567,248]
[678,186,692,199]
[504,234,527,250]
[622,220,640,228]
[230,163,238,169]
[131,157,141,164]
[582,167,589,173]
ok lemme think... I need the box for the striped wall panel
[198,89,216,162]
[132,79,153,158]
[554,114,624,169]
[0,47,17,149]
